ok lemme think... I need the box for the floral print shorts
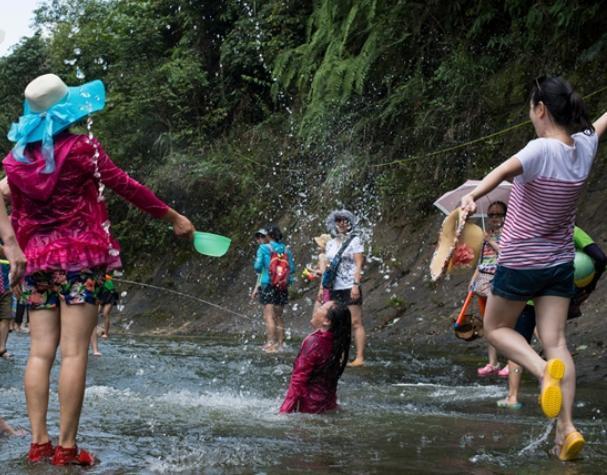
[22,269,105,310]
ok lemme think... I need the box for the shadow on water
[1,333,606,474]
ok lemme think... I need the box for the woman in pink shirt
[4,74,194,466]
[280,301,351,414]
[461,76,607,461]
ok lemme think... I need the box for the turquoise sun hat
[7,74,106,173]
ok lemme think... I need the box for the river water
[1,332,606,473]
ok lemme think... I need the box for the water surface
[1,332,606,473]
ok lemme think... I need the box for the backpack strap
[335,234,356,260]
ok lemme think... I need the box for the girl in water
[4,74,194,465]
[461,76,607,460]
[280,301,351,413]
[470,201,509,378]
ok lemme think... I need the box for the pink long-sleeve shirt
[279,329,338,414]
[3,132,169,275]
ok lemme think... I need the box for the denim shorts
[22,269,105,310]
[492,262,575,301]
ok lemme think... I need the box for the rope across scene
[114,277,253,320]
[373,83,607,168]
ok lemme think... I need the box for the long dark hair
[310,303,352,385]
[265,224,283,242]
[530,76,594,134]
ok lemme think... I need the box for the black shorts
[259,285,288,306]
[492,262,575,301]
[98,288,119,306]
[514,305,536,343]
[329,287,363,306]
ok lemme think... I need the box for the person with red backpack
[253,224,295,353]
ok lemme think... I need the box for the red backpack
[269,245,291,289]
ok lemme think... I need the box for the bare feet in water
[262,342,278,353]
[347,358,364,367]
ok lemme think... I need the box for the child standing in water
[280,301,351,413]
[4,74,194,465]
[470,201,509,378]
[461,76,607,461]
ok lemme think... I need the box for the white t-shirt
[499,132,598,269]
[325,235,364,290]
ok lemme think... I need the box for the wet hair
[310,303,352,386]
[488,201,507,214]
[266,224,283,242]
[530,76,594,134]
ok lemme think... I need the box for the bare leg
[0,318,10,356]
[506,361,523,404]
[484,295,542,376]
[262,303,276,350]
[89,326,101,356]
[102,304,111,337]
[534,296,577,444]
[273,304,285,348]
[488,344,498,367]
[349,304,365,364]
[58,302,97,448]
[24,309,60,444]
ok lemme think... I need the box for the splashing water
[86,116,119,258]
[517,420,555,455]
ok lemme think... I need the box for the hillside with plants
[1,1,607,359]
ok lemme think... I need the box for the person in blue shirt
[254,224,295,353]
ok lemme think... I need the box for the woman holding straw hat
[461,76,607,460]
[3,74,194,465]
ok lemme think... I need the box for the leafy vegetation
[0,0,606,272]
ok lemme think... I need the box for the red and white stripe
[498,175,585,268]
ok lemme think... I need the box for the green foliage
[0,0,606,275]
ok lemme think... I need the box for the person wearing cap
[250,228,269,302]
[254,224,295,352]
[3,74,195,465]
[319,209,366,367]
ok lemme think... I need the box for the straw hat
[313,233,331,250]
[7,74,106,172]
[430,209,484,281]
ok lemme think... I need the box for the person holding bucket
[3,74,194,465]
[318,209,365,367]
[461,76,607,460]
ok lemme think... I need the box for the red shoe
[50,445,96,466]
[27,441,54,463]
[477,363,499,377]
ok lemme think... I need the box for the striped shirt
[498,132,598,269]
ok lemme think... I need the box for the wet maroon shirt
[280,329,338,414]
